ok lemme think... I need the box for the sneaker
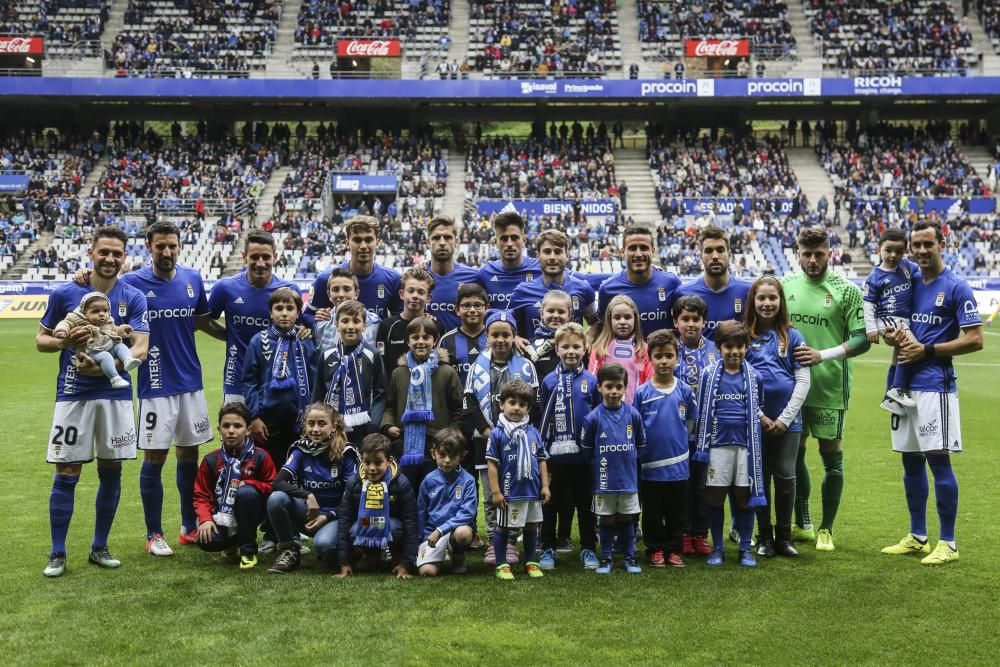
[505,543,520,565]
[110,376,130,389]
[178,529,199,546]
[681,534,693,555]
[495,563,514,580]
[921,541,959,566]
[816,528,835,551]
[483,544,496,566]
[258,540,276,555]
[792,524,816,542]
[524,562,544,578]
[88,547,121,569]
[555,538,574,553]
[692,536,712,556]
[706,547,725,566]
[44,553,66,578]
[452,553,468,574]
[123,357,142,372]
[728,528,740,544]
[666,552,686,568]
[223,546,239,563]
[595,558,613,574]
[267,546,301,574]
[580,548,599,570]
[881,533,930,555]
[538,548,556,570]
[880,395,907,416]
[738,549,758,568]
[146,533,174,557]
[775,540,800,557]
[239,553,258,570]
[624,556,641,574]
[886,387,916,408]
[755,538,776,558]
[648,549,666,568]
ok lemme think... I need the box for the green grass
[2,320,998,665]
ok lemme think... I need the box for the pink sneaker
[483,544,496,566]
[506,543,520,565]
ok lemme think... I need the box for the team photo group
[35,210,983,580]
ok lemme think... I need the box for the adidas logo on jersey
[304,466,313,473]
[600,432,608,438]
[533,301,542,308]
[234,297,245,304]
[490,276,499,282]
[145,290,156,298]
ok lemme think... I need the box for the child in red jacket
[194,402,277,570]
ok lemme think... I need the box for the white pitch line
[853,359,1000,368]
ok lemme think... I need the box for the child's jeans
[89,342,133,381]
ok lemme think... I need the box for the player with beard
[478,212,541,311]
[426,215,482,334]
[674,226,752,341]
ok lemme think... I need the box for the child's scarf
[678,338,718,399]
[539,363,581,455]
[355,464,393,549]
[499,414,534,481]
[213,436,255,533]
[400,350,438,466]
[325,343,371,428]
[292,436,329,458]
[694,360,766,508]
[467,349,536,427]
[267,326,310,413]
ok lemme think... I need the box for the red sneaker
[666,552,686,568]
[682,533,694,555]
[648,549,666,568]
[692,536,712,556]
[178,529,199,546]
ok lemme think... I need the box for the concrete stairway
[784,0,823,77]
[616,0,657,78]
[963,144,997,194]
[786,147,834,214]
[261,0,305,79]
[2,232,55,280]
[443,0,470,73]
[949,0,1000,75]
[223,165,290,275]
[77,160,106,204]
[613,148,660,228]
[443,146,467,221]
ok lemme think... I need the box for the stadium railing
[86,197,256,218]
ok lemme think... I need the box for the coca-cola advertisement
[0,36,45,56]
[684,39,750,58]
[336,39,402,58]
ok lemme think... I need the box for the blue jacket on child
[417,467,478,540]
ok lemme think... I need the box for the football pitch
[2,319,998,665]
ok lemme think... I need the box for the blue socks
[736,507,755,551]
[709,504,725,549]
[599,524,617,560]
[617,520,637,559]
[927,455,959,544]
[493,530,507,566]
[140,461,164,537]
[523,526,538,563]
[176,459,199,534]
[901,453,929,539]
[49,474,78,556]
[93,466,122,551]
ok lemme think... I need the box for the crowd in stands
[0,0,110,44]
[817,121,990,201]
[294,0,449,46]
[806,0,975,75]
[637,0,796,60]
[465,124,617,200]
[466,0,617,77]
[109,0,279,77]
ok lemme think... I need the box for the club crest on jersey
[581,380,588,392]
[454,484,462,500]
[778,342,787,357]
[678,404,686,420]
[525,273,533,281]
[935,291,945,307]
[118,302,127,318]
[378,285,385,299]
[734,298,742,313]
[626,424,633,439]
[572,296,580,311]
[186,283,194,298]
[824,293,832,308]
[658,288,666,302]
[903,267,911,280]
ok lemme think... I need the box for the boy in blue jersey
[537,323,601,570]
[486,380,550,580]
[635,330,698,568]
[672,295,717,556]
[694,321,766,568]
[509,228,597,339]
[596,226,681,340]
[863,228,919,414]
[208,230,305,404]
[581,362,647,575]
[426,214,482,333]
[673,226,751,340]
[38,226,150,577]
[416,428,478,576]
[306,215,401,321]
[882,221,984,566]
[478,211,541,310]
[242,288,318,467]
[312,268,381,353]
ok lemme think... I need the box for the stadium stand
[805,0,976,75]
[465,0,621,77]
[0,0,110,53]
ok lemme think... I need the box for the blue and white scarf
[499,414,534,481]
[539,363,581,455]
[267,325,310,413]
[400,350,438,466]
[325,343,371,428]
[213,436,255,534]
[694,360,766,508]
[355,464,393,549]
[466,349,536,428]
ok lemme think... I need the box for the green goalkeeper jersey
[782,270,866,410]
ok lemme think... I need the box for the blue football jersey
[710,370,751,447]
[478,257,541,310]
[485,424,548,501]
[745,327,806,432]
[508,274,597,338]
[675,275,752,339]
[208,271,301,395]
[862,258,917,319]
[907,268,981,392]
[40,281,149,402]
[428,262,482,333]
[598,269,681,338]
[634,381,697,482]
[307,261,402,320]
[121,265,209,398]
[581,403,646,494]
